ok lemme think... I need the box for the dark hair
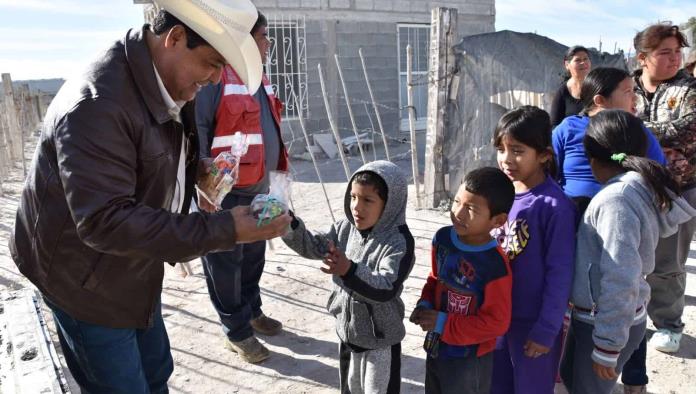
[352,171,388,203]
[580,67,630,112]
[462,167,515,217]
[252,11,268,35]
[151,10,210,49]
[584,110,680,209]
[564,45,589,62]
[634,23,689,55]
[493,105,556,177]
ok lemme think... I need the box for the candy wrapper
[196,132,248,209]
[251,171,292,226]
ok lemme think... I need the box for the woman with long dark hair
[550,46,592,127]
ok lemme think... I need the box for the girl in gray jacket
[560,110,696,394]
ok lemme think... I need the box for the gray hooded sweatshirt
[282,161,415,350]
[571,171,696,367]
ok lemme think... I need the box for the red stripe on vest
[212,65,288,188]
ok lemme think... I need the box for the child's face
[350,182,386,231]
[496,135,550,192]
[450,186,507,245]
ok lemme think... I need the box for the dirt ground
[1,134,695,393]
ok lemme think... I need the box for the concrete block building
[246,0,496,149]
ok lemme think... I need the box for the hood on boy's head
[344,160,408,232]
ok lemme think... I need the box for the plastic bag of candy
[251,171,292,226]
[196,132,248,209]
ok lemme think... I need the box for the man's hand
[592,361,618,380]
[231,205,291,243]
[523,340,550,358]
[416,309,439,332]
[320,241,351,276]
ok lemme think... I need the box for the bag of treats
[251,171,292,226]
[196,132,248,209]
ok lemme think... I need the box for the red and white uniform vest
[211,65,289,188]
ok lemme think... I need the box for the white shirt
[152,63,187,214]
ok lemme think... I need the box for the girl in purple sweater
[491,106,577,394]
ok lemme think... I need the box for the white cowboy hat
[154,0,262,94]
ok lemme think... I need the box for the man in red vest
[195,11,289,363]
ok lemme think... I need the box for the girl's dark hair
[634,23,689,55]
[584,110,680,210]
[493,106,556,177]
[151,10,210,49]
[580,67,630,113]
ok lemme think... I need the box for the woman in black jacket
[550,46,592,127]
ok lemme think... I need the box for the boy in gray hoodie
[283,160,414,393]
[559,110,696,394]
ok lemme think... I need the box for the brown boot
[224,336,270,363]
[623,385,647,394]
[250,313,283,336]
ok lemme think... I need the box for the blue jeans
[201,193,267,342]
[47,297,173,394]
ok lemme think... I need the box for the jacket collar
[125,25,173,125]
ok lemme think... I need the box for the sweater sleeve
[194,82,223,159]
[281,215,339,260]
[550,85,567,128]
[527,204,576,348]
[439,261,512,346]
[645,84,696,146]
[552,125,566,187]
[591,195,643,368]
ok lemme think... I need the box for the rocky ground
[1,133,695,393]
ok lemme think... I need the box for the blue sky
[1,0,695,80]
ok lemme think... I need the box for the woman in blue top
[552,67,667,214]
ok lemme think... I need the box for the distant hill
[12,78,64,95]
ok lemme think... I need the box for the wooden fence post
[2,74,23,164]
[423,7,457,208]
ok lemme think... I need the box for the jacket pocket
[237,144,265,187]
[346,299,379,349]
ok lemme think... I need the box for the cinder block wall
[254,0,495,149]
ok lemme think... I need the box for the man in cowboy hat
[195,11,288,364]
[9,1,289,392]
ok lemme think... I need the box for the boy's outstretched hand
[321,241,351,276]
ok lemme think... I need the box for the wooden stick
[317,63,351,180]
[291,89,337,222]
[334,54,366,164]
[406,45,423,209]
[359,48,391,161]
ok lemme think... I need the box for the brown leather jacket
[9,26,238,329]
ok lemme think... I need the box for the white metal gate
[266,15,307,120]
[398,24,430,132]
